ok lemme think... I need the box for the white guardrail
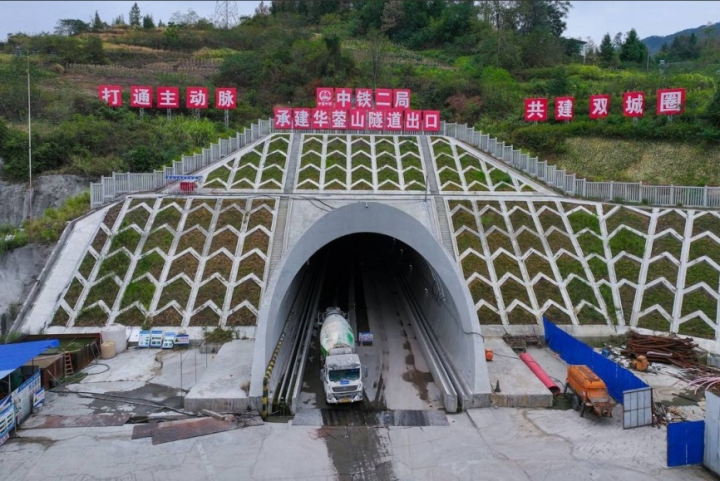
[90,119,720,209]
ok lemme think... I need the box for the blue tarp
[543,318,648,402]
[0,339,59,380]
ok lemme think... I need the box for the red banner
[215,88,237,109]
[656,88,685,115]
[316,87,334,108]
[186,87,209,109]
[393,89,411,110]
[98,85,122,107]
[355,89,373,109]
[404,110,422,131]
[157,86,180,108]
[130,85,152,108]
[334,88,352,109]
[423,110,441,132]
[622,92,644,117]
[293,108,311,129]
[274,107,292,129]
[311,108,330,129]
[385,110,403,131]
[589,95,610,119]
[524,98,548,122]
[554,97,574,121]
[330,109,348,130]
[349,109,367,130]
[368,110,385,130]
[375,89,392,109]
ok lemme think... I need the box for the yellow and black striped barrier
[261,326,288,420]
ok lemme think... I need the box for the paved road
[0,406,711,481]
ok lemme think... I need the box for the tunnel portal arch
[250,201,489,402]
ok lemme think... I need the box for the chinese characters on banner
[555,97,574,121]
[656,88,685,115]
[274,87,438,131]
[97,86,238,110]
[523,89,686,122]
[524,98,548,122]
[98,85,122,107]
[589,95,610,119]
[623,92,644,117]
[316,87,413,110]
[273,108,441,132]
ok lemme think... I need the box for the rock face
[0,175,89,227]
[0,244,53,334]
[0,174,88,333]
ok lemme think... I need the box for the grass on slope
[556,137,720,186]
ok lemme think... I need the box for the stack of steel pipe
[622,331,700,368]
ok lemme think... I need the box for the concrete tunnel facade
[250,201,491,406]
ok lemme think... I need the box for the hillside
[642,21,720,53]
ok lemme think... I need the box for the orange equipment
[564,365,616,417]
[485,349,494,361]
[630,355,649,372]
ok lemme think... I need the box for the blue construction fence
[543,318,648,402]
[668,420,705,467]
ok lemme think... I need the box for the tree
[83,35,106,63]
[170,9,200,26]
[599,33,615,66]
[112,14,126,26]
[55,19,90,36]
[142,14,155,29]
[129,3,141,27]
[366,28,390,89]
[255,1,271,16]
[705,86,720,127]
[612,32,623,49]
[619,28,647,64]
[91,11,105,31]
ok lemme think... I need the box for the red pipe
[519,352,561,395]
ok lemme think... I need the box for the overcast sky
[0,1,717,45]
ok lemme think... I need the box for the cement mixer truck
[318,307,365,404]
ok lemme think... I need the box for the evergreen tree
[91,11,104,31]
[129,3,141,27]
[599,33,615,66]
[84,35,106,63]
[142,14,155,29]
[619,28,647,64]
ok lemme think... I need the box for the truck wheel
[571,394,580,411]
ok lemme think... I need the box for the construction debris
[622,331,701,369]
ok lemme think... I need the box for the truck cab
[322,352,364,404]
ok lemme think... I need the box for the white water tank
[101,324,128,353]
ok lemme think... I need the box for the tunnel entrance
[251,201,491,417]
[296,233,443,412]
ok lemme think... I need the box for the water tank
[100,340,116,359]
[101,324,128,353]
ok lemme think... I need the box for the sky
[0,1,717,45]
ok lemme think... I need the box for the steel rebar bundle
[621,331,700,368]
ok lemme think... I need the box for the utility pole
[214,1,239,29]
[27,52,32,221]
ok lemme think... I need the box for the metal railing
[440,122,720,208]
[90,119,274,208]
[90,118,720,209]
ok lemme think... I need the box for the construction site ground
[0,340,715,480]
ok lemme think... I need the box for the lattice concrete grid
[447,198,720,341]
[47,132,720,343]
[49,194,279,335]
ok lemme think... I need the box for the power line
[214,1,240,29]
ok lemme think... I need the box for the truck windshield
[328,368,360,382]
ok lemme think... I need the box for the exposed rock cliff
[0,175,89,227]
